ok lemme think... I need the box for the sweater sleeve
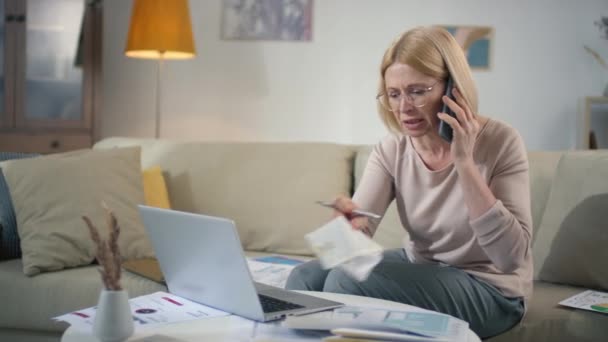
[352,139,397,236]
[469,129,533,273]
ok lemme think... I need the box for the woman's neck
[411,131,451,157]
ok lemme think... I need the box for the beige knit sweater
[353,119,533,301]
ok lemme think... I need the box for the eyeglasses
[376,80,439,111]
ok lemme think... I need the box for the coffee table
[62,291,481,341]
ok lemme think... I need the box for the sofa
[0,137,607,342]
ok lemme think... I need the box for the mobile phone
[438,76,456,143]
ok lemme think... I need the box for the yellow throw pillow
[142,166,171,209]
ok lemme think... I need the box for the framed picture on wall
[442,25,493,70]
[221,0,313,41]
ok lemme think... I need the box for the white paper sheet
[247,259,299,289]
[559,290,608,314]
[53,291,229,331]
[305,216,383,281]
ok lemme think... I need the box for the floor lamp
[124,0,196,138]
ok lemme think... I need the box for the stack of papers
[284,305,469,342]
[53,291,229,332]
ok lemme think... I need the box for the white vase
[93,290,134,342]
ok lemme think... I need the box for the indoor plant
[586,16,608,96]
[83,203,134,342]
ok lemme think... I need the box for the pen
[315,201,381,220]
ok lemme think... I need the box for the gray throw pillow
[533,151,608,290]
[538,193,608,289]
[0,152,39,260]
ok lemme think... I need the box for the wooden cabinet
[0,0,101,154]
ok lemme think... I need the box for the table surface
[62,291,481,342]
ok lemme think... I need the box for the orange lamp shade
[125,0,196,59]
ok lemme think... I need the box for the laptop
[138,205,343,322]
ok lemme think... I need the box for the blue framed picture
[443,26,493,70]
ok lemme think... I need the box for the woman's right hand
[331,195,372,237]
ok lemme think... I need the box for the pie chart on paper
[590,303,608,313]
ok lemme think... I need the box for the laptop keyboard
[258,294,304,313]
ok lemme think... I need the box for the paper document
[306,216,383,281]
[247,260,298,289]
[283,305,469,342]
[53,291,229,331]
[246,255,306,288]
[559,290,608,314]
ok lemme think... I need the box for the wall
[101,0,608,150]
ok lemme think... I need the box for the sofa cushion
[143,166,171,209]
[0,147,154,276]
[533,151,608,289]
[487,281,608,342]
[94,138,355,256]
[0,152,39,260]
[526,151,562,243]
[0,259,166,332]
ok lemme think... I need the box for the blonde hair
[377,26,478,134]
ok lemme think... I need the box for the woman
[286,26,532,338]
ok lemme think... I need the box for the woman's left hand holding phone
[437,87,480,164]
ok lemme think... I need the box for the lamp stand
[155,54,165,138]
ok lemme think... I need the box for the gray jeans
[286,249,524,339]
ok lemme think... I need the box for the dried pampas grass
[584,45,608,69]
[82,202,123,291]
